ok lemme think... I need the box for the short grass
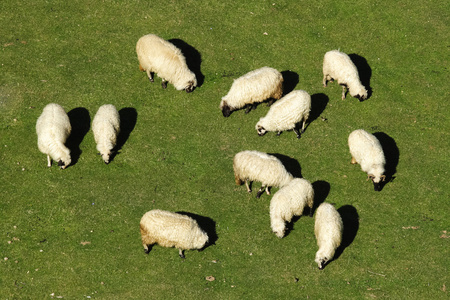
[1,0,448,299]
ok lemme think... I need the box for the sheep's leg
[265,186,271,195]
[323,75,328,87]
[47,155,52,167]
[161,80,167,89]
[294,128,301,139]
[277,131,282,136]
[351,157,357,164]
[145,70,154,82]
[179,249,185,259]
[143,244,154,254]
[245,180,252,193]
[301,119,307,134]
[256,186,265,198]
[340,84,347,100]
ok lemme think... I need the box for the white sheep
[233,150,293,198]
[36,103,72,169]
[220,67,283,117]
[136,34,197,92]
[92,104,120,164]
[314,203,343,270]
[270,178,314,238]
[348,129,386,191]
[322,50,368,101]
[140,209,209,259]
[256,90,311,139]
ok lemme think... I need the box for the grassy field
[1,0,448,299]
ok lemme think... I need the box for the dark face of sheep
[256,125,267,136]
[185,81,196,93]
[221,103,232,117]
[317,257,328,270]
[368,174,386,191]
[58,160,65,169]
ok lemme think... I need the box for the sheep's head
[98,151,113,164]
[256,124,267,136]
[57,155,71,169]
[185,80,196,93]
[368,174,386,191]
[220,100,232,117]
[315,255,328,270]
[354,88,368,101]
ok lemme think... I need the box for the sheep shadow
[281,70,299,95]
[373,132,399,191]
[66,107,90,167]
[334,205,359,260]
[311,180,331,216]
[304,93,329,132]
[348,54,372,100]
[177,212,218,249]
[268,153,302,179]
[109,107,138,163]
[169,39,204,87]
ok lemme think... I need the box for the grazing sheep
[256,90,311,139]
[233,150,293,198]
[270,178,314,238]
[36,103,72,169]
[136,34,197,92]
[92,104,120,164]
[322,50,368,101]
[220,67,283,117]
[348,129,386,191]
[140,209,209,258]
[314,203,343,270]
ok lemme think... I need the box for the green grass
[1,0,448,298]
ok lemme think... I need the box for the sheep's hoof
[161,82,167,89]
[256,191,264,198]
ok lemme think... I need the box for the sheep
[233,150,293,198]
[136,34,197,93]
[92,104,120,164]
[314,203,343,270]
[270,178,314,238]
[322,50,368,101]
[348,129,386,191]
[36,103,72,169]
[220,67,283,117]
[140,209,209,259]
[256,90,311,139]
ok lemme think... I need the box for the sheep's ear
[367,174,375,181]
[381,175,386,182]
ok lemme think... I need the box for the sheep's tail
[272,79,284,100]
[140,223,154,246]
[234,170,243,185]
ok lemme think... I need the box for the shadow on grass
[303,93,329,134]
[66,107,90,167]
[281,70,299,95]
[349,53,372,100]
[269,153,302,178]
[177,211,218,250]
[311,180,331,216]
[373,132,399,191]
[334,205,359,260]
[169,39,204,88]
[109,107,138,163]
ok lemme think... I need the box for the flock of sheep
[35,33,386,269]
